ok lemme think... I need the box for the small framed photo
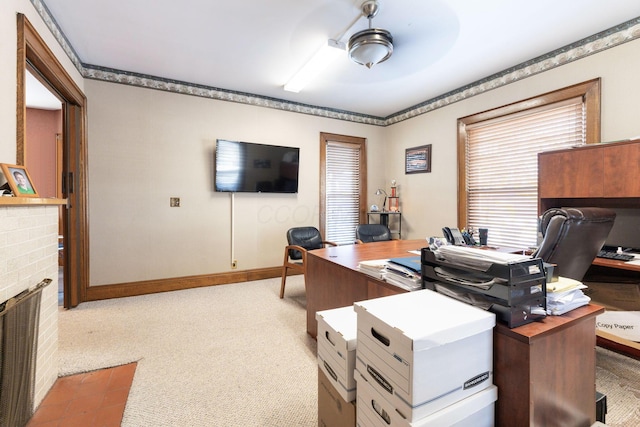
[0,163,39,197]
[405,144,432,174]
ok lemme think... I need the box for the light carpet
[58,276,640,426]
[58,276,317,426]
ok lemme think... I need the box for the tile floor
[27,362,137,427]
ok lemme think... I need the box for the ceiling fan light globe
[348,28,393,68]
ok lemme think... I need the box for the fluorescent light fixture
[284,39,345,93]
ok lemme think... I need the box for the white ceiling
[35,0,640,118]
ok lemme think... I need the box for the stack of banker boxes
[354,290,498,427]
[316,306,358,426]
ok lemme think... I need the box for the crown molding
[30,1,640,127]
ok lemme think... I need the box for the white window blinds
[465,97,585,248]
[325,141,361,245]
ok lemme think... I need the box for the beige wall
[86,80,386,284]
[87,38,640,287]
[3,1,640,289]
[385,38,640,241]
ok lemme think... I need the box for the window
[457,79,601,248]
[320,133,367,245]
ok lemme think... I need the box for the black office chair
[532,207,616,281]
[355,224,392,244]
[280,227,337,298]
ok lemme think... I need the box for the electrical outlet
[170,197,180,207]
[231,260,238,269]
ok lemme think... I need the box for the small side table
[367,211,402,239]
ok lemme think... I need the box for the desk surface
[306,239,603,337]
[592,256,640,272]
[305,239,603,426]
[311,238,423,270]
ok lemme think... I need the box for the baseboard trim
[85,267,294,301]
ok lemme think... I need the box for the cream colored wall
[86,80,386,285]
[4,1,640,288]
[87,37,640,286]
[385,38,640,241]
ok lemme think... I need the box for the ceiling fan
[284,0,394,92]
[347,0,394,69]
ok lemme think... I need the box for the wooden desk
[306,239,422,337]
[306,240,604,427]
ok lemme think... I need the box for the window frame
[319,132,367,244]
[457,78,601,230]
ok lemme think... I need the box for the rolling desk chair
[532,207,616,281]
[280,227,337,298]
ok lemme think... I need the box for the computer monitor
[602,208,640,252]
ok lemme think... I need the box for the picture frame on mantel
[0,163,39,197]
[405,144,432,174]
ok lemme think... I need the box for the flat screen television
[214,139,299,193]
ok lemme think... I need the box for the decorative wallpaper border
[30,1,640,127]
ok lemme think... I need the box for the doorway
[17,14,89,308]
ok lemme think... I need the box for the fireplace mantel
[0,197,66,206]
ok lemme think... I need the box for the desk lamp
[375,188,387,211]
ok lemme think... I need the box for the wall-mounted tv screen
[214,139,299,193]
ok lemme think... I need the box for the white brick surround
[0,204,59,407]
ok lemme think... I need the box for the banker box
[318,367,356,427]
[354,290,495,421]
[356,369,497,427]
[316,306,358,402]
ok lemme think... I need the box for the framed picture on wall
[0,163,39,197]
[405,144,432,174]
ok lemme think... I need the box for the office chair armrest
[284,244,308,264]
[322,241,338,247]
[355,239,364,244]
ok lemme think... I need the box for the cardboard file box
[318,367,356,427]
[356,370,497,427]
[316,306,358,402]
[354,290,495,421]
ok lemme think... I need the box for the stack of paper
[546,277,590,315]
[384,262,422,291]
[433,245,530,271]
[358,259,388,279]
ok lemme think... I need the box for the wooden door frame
[17,14,89,307]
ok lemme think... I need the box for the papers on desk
[358,259,388,280]
[546,277,590,315]
[432,245,530,272]
[357,258,422,291]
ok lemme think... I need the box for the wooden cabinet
[538,138,640,215]
[539,139,640,212]
[538,145,603,200]
[603,142,640,197]
[538,139,640,357]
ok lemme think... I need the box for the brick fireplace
[0,204,59,415]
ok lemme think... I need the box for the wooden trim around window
[456,78,601,228]
[319,132,367,239]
